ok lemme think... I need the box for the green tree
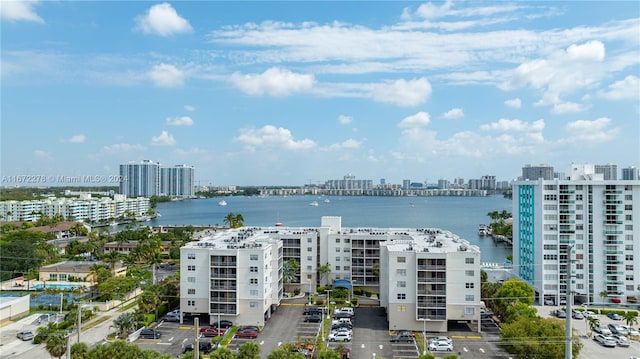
[223,213,244,229]
[70,342,89,359]
[503,301,537,324]
[316,351,340,359]
[585,315,600,338]
[210,347,237,359]
[317,262,331,285]
[622,311,639,327]
[237,341,260,359]
[113,312,137,338]
[493,278,534,321]
[283,259,300,284]
[45,332,67,359]
[501,316,581,359]
[138,286,162,314]
[101,250,123,273]
[87,340,173,359]
[266,348,305,359]
[418,354,436,359]
[599,291,608,303]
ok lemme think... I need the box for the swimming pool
[31,283,84,290]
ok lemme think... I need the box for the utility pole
[194,317,200,359]
[565,244,574,359]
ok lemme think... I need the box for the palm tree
[237,341,260,359]
[622,311,639,327]
[599,291,608,304]
[101,250,123,274]
[223,213,245,229]
[317,263,331,286]
[70,342,88,359]
[283,259,299,284]
[46,332,67,359]
[113,312,136,338]
[138,288,161,315]
[210,347,236,359]
[585,316,600,338]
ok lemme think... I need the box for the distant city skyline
[1,2,638,186]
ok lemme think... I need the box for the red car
[234,329,258,339]
[200,327,225,337]
[611,297,622,303]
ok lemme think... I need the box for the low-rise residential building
[181,216,482,332]
[39,260,126,282]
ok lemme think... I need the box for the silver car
[16,331,34,341]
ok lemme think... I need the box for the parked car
[234,329,259,339]
[304,315,323,323]
[571,310,584,319]
[239,326,260,333]
[200,327,225,337]
[559,298,567,305]
[583,310,596,318]
[480,308,494,318]
[607,313,622,321]
[611,297,622,303]
[624,326,639,336]
[594,325,612,335]
[611,334,630,347]
[395,330,415,337]
[331,322,353,330]
[139,328,161,339]
[428,342,453,352]
[164,312,180,322]
[335,307,354,316]
[390,333,414,343]
[608,323,628,335]
[429,336,453,345]
[593,334,616,347]
[544,298,555,305]
[554,309,566,318]
[303,307,324,315]
[328,332,352,342]
[211,320,234,329]
[16,331,34,341]
[333,311,354,319]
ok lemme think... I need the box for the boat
[478,224,492,236]
[218,200,227,206]
[309,201,319,207]
[324,198,330,203]
[275,222,283,227]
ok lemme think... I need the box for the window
[397,293,406,300]
[250,254,258,260]
[307,256,313,261]
[397,269,406,276]
[465,257,475,264]
[187,265,196,271]
[336,238,341,243]
[59,274,67,281]
[187,277,195,283]
[336,266,341,270]
[250,302,257,308]
[307,247,313,252]
[307,274,312,279]
[465,295,474,301]
[250,266,258,272]
[465,307,475,315]
[343,248,350,252]
[336,248,341,252]
[344,239,350,243]
[397,305,406,312]
[307,265,312,270]
[397,257,406,263]
[307,238,313,243]
[188,289,195,295]
[250,290,259,296]
[344,257,350,261]
[336,256,341,261]
[187,253,196,259]
[49,273,58,280]
[465,270,474,276]
[187,300,195,306]
[465,282,474,289]
[397,281,406,288]
[250,278,258,285]
[343,266,350,271]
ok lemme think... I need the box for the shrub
[354,288,364,295]
[364,290,372,297]
[351,298,358,306]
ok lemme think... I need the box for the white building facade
[181,217,482,332]
[512,165,640,306]
[160,164,195,198]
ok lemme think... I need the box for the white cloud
[1,0,44,23]
[166,116,194,126]
[566,40,605,61]
[564,117,619,143]
[66,135,86,143]
[329,138,362,150]
[229,67,315,97]
[152,131,176,146]
[233,125,316,151]
[148,63,185,88]
[184,105,196,112]
[443,108,464,120]
[480,118,545,133]
[398,112,431,128]
[135,3,193,36]
[371,78,432,107]
[551,101,589,114]
[504,98,522,109]
[33,149,51,158]
[599,75,640,100]
[102,143,145,153]
[338,115,353,125]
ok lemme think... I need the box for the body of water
[150,195,513,264]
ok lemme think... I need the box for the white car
[328,332,352,342]
[429,336,452,345]
[623,325,639,336]
[331,327,352,336]
[612,334,630,347]
[594,325,612,335]
[429,342,453,352]
[593,334,616,348]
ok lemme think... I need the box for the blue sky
[1,1,639,187]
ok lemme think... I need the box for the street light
[76,303,92,343]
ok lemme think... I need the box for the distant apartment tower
[512,164,640,306]
[402,179,411,190]
[622,166,639,180]
[521,164,554,180]
[161,164,195,197]
[480,175,496,190]
[120,160,161,197]
[324,174,373,195]
[437,179,450,189]
[595,164,618,180]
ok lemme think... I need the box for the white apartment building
[512,164,640,306]
[160,164,195,198]
[120,160,161,198]
[181,216,482,332]
[0,195,150,223]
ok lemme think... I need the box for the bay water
[150,195,512,264]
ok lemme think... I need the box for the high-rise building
[120,160,161,198]
[480,175,496,190]
[595,164,618,180]
[402,179,411,190]
[622,166,639,180]
[512,164,640,306]
[521,164,554,180]
[161,164,195,197]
